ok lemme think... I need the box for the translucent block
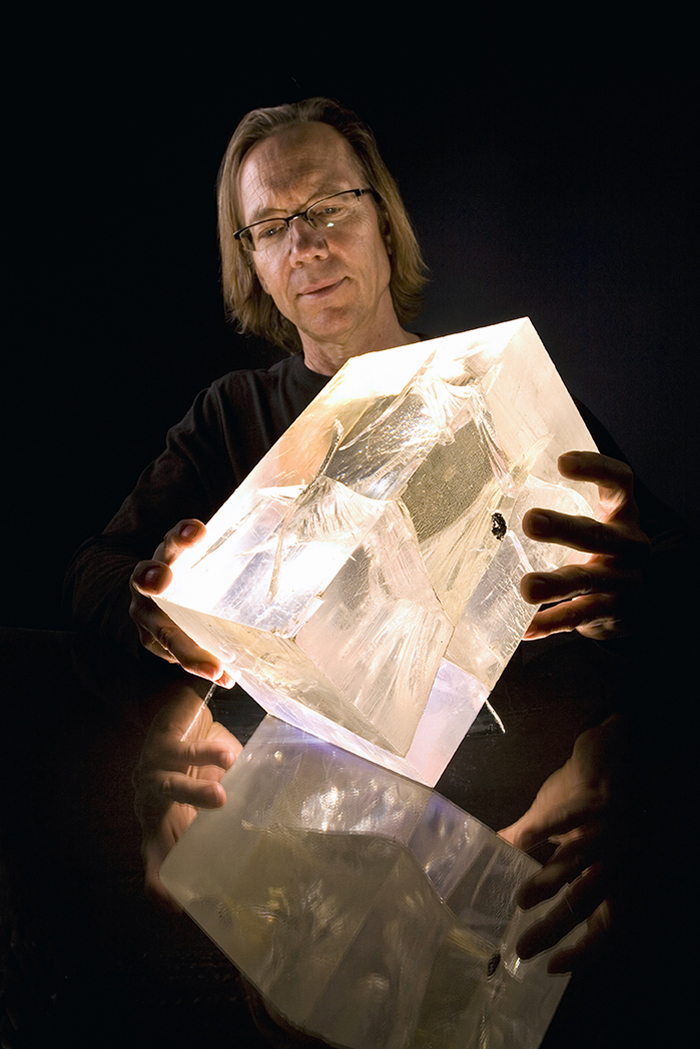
[161,718,572,1049]
[156,318,598,785]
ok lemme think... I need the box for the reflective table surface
[0,626,689,1048]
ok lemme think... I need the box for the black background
[2,34,696,1047]
[6,39,696,630]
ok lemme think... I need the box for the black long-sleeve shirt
[64,351,689,684]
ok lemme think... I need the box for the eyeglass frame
[233,188,380,252]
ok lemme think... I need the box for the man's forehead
[237,122,364,220]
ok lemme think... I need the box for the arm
[65,379,245,664]
[65,360,319,668]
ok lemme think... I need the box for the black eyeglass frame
[233,188,380,250]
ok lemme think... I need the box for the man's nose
[288,216,329,261]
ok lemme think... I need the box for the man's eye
[257,223,285,241]
[314,204,347,222]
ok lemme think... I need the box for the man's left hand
[521,452,650,640]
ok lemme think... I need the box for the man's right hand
[129,518,235,686]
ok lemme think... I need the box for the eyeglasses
[234,188,379,254]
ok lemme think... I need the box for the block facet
[156,319,598,784]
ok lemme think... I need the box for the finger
[547,900,612,974]
[129,575,179,663]
[517,827,604,909]
[500,792,606,853]
[145,628,226,681]
[557,452,636,519]
[182,736,239,769]
[523,594,626,640]
[155,769,228,808]
[134,772,225,824]
[137,631,179,663]
[129,590,230,682]
[157,519,206,565]
[520,563,634,605]
[145,736,239,774]
[129,578,171,651]
[516,863,608,960]
[206,723,244,761]
[131,559,173,597]
[522,508,647,558]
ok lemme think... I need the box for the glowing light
[156,318,597,786]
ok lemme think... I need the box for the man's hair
[217,97,427,353]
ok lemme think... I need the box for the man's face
[237,122,395,356]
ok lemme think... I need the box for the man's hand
[499,715,636,973]
[129,518,235,686]
[133,684,242,910]
[521,452,650,640]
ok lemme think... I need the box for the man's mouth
[297,278,345,299]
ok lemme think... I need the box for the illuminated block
[161,717,572,1049]
[156,318,597,785]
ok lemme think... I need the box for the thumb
[499,795,591,852]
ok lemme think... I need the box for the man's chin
[295,305,358,344]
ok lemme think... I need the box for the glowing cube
[155,318,597,785]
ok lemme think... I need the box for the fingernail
[527,575,549,601]
[180,523,198,539]
[559,452,582,471]
[528,511,550,536]
[144,567,161,587]
[195,662,220,679]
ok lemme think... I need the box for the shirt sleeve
[63,356,326,657]
[64,376,249,656]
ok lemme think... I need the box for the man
[67,97,648,676]
[66,98,658,969]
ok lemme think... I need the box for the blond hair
[217,98,427,353]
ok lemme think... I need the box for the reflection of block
[161,718,572,1049]
[156,318,598,785]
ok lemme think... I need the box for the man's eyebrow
[246,183,353,224]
